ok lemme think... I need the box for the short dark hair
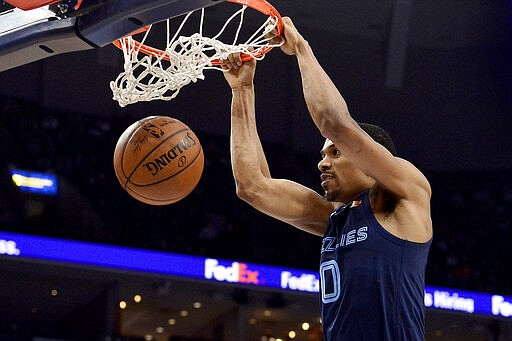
[358,122,397,156]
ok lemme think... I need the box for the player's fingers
[265,28,281,45]
[220,61,229,71]
[218,57,230,70]
[220,57,235,70]
[227,52,242,67]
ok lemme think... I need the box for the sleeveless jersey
[319,190,431,340]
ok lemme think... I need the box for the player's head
[318,123,396,202]
[358,122,397,156]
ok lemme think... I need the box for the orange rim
[112,0,283,65]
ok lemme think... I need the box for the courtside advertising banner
[1,231,511,318]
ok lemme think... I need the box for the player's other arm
[280,17,432,239]
[224,58,334,236]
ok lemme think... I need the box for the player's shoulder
[395,157,432,198]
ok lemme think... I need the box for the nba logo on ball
[113,116,204,205]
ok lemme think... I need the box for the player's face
[318,139,372,203]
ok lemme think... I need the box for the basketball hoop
[110,0,283,107]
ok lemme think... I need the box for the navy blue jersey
[320,190,431,341]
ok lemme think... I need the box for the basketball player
[222,17,432,340]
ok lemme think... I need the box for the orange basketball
[113,116,204,205]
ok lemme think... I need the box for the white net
[110,6,282,107]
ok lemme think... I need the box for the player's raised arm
[222,55,335,237]
[276,17,432,242]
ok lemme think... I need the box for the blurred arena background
[0,0,511,340]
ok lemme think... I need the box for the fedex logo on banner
[281,271,319,292]
[204,258,260,285]
[492,295,512,318]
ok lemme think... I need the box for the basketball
[113,116,204,205]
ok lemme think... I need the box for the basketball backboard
[0,0,227,72]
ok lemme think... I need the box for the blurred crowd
[1,96,511,296]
